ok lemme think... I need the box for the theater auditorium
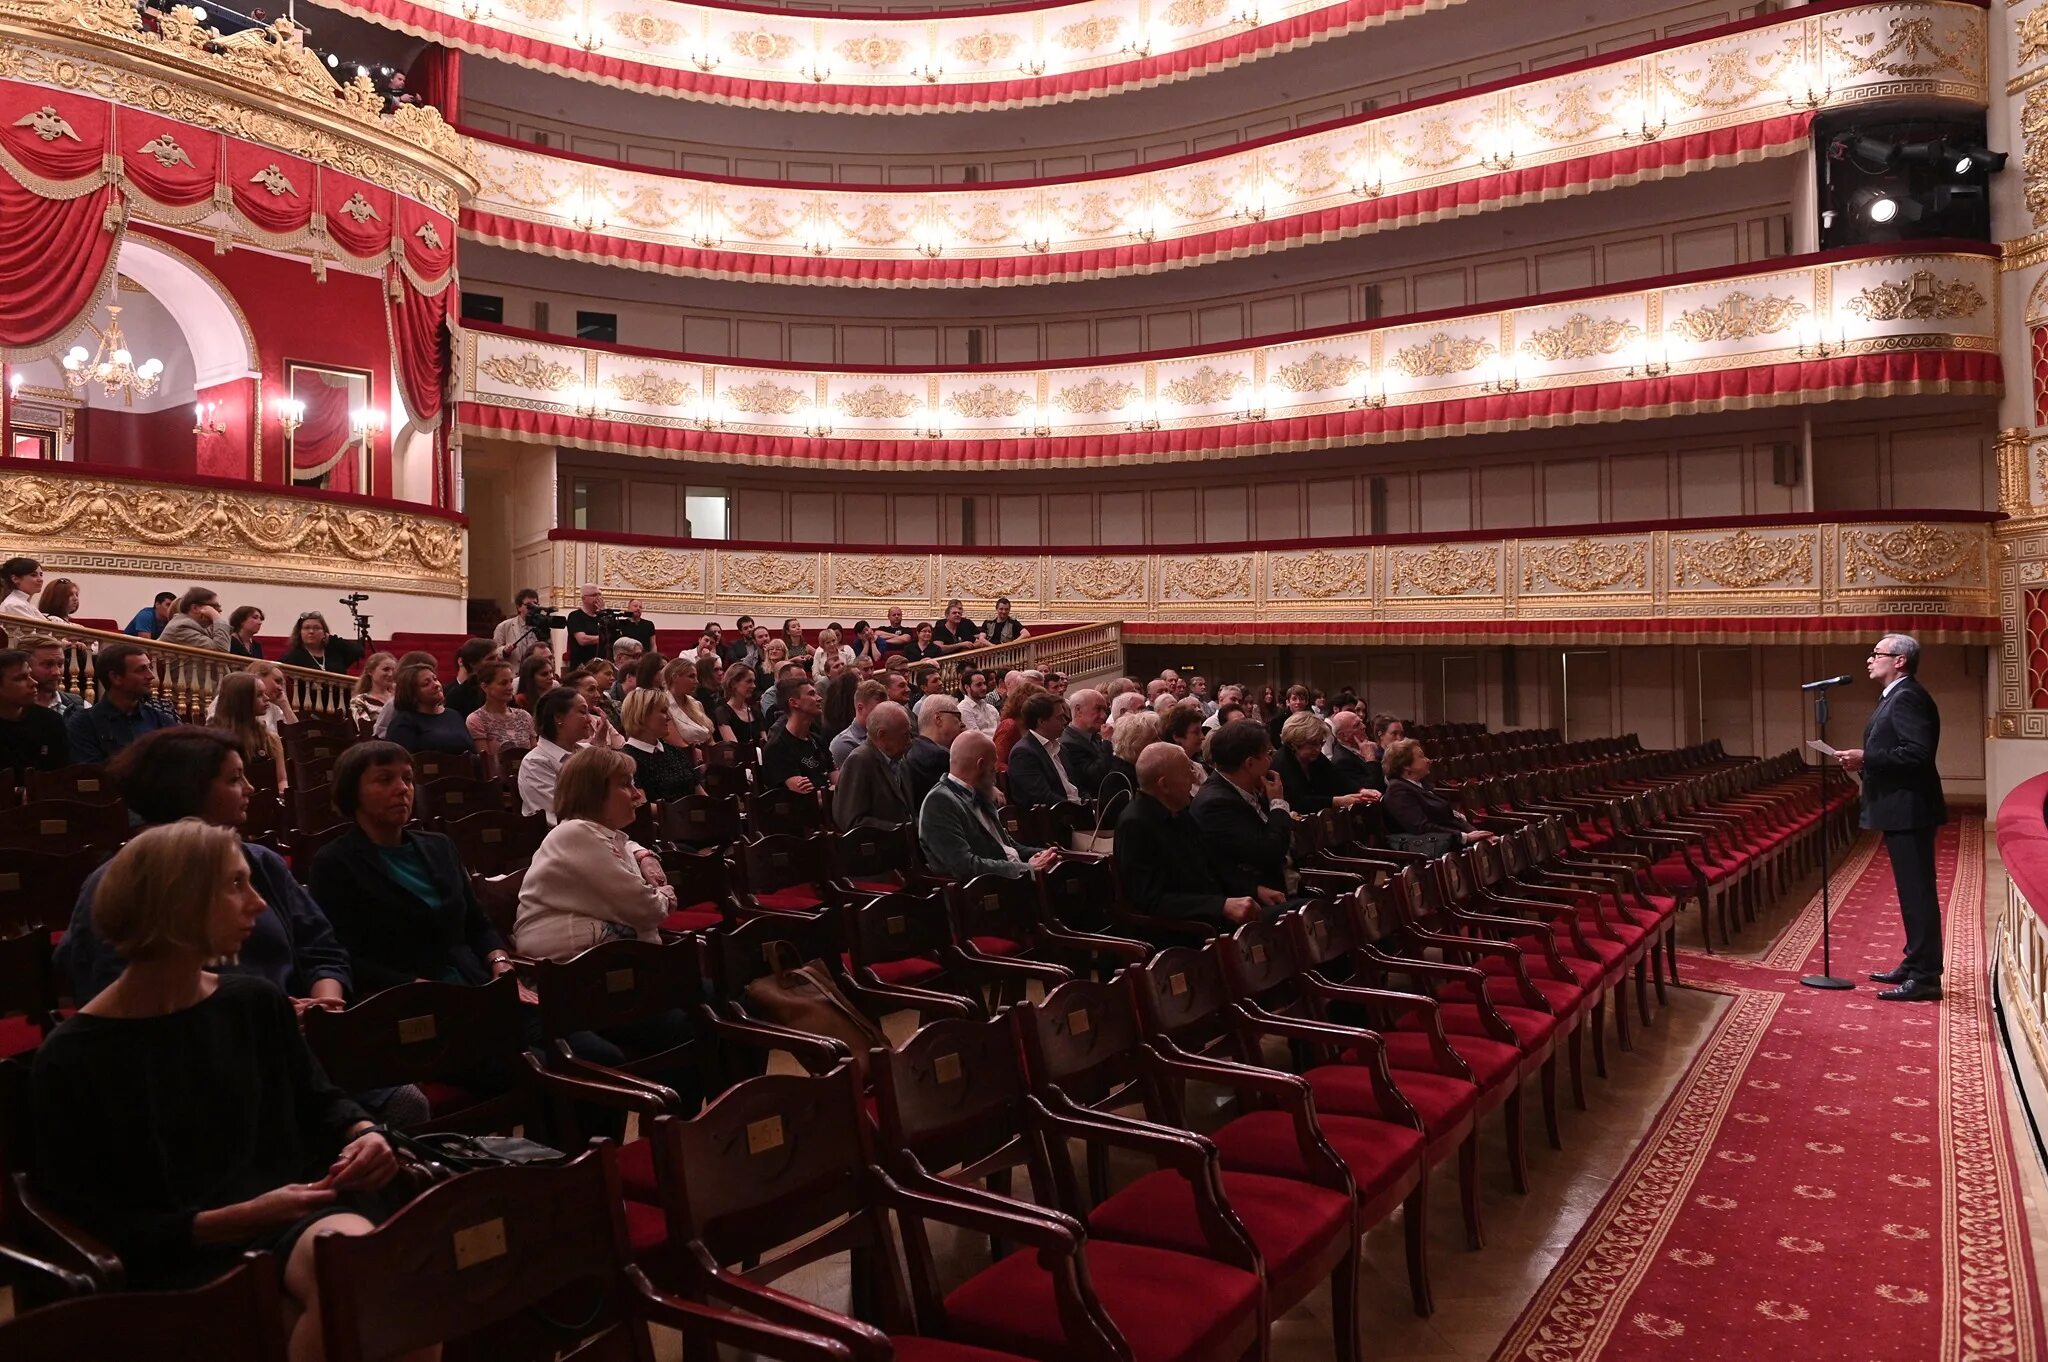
[0,0,2044,1355]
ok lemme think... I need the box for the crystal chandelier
[62,305,164,407]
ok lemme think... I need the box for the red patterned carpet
[1492,818,2047,1361]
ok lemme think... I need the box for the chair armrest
[701,1002,852,1073]
[631,1274,864,1362]
[945,942,1074,985]
[880,1160,1086,1250]
[523,1051,681,1116]
[1301,975,1471,1080]
[6,1175,124,1289]
[1227,1004,1421,1130]
[839,973,977,1022]
[677,1254,896,1362]
[0,1241,96,1298]
[1140,1040,1351,1197]
[1033,923,1151,965]
[1109,908,1218,942]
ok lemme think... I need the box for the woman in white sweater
[514,745,675,962]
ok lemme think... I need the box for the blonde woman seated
[623,687,699,804]
[514,745,676,961]
[350,651,398,730]
[662,656,715,748]
[212,672,288,791]
[1102,709,1160,801]
[31,820,405,1357]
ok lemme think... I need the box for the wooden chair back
[22,765,117,806]
[0,1252,286,1362]
[0,847,105,933]
[950,874,1038,946]
[747,786,824,838]
[303,976,532,1136]
[1129,943,1237,1057]
[842,890,955,978]
[443,808,547,879]
[654,794,742,849]
[419,776,507,822]
[0,801,129,855]
[530,939,708,1098]
[410,749,481,784]
[831,822,914,885]
[869,1011,1029,1180]
[1012,974,1146,1111]
[740,833,831,899]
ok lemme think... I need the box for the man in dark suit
[1189,719,1294,901]
[903,695,961,809]
[1328,711,1386,795]
[1007,692,1082,809]
[1059,688,1112,796]
[1115,742,1261,928]
[1839,633,1946,1002]
[832,702,915,831]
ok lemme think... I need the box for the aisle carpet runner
[1491,818,2047,1361]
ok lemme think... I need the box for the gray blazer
[919,776,1041,881]
[833,739,914,831]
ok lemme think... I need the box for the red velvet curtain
[0,89,119,352]
[409,46,461,122]
[390,198,455,426]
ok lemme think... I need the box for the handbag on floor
[742,942,888,1076]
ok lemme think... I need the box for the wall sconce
[193,400,227,436]
[1021,221,1053,254]
[1477,136,1517,173]
[1025,401,1051,437]
[1237,388,1269,422]
[1234,193,1269,223]
[350,406,388,443]
[1350,369,1387,410]
[1233,3,1259,23]
[920,409,945,439]
[1351,158,1386,198]
[1783,62,1831,112]
[799,56,833,83]
[1630,101,1667,143]
[569,195,608,233]
[1126,406,1162,433]
[571,28,603,52]
[1019,50,1047,76]
[562,385,603,418]
[1478,355,1521,395]
[1122,37,1152,57]
[914,229,947,259]
[802,404,834,438]
[7,371,22,399]
[1796,319,1846,360]
[272,396,305,437]
[458,0,488,19]
[686,48,720,71]
[692,399,724,432]
[1626,340,1669,378]
[911,61,943,83]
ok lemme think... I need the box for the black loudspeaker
[1772,442,1803,489]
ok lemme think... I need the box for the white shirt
[1882,675,1906,699]
[958,695,1000,733]
[1037,730,1082,802]
[519,737,575,819]
[0,591,50,621]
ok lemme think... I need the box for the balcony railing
[6,617,355,720]
[935,623,1126,692]
[1992,776,2048,1165]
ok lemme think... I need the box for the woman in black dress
[33,820,401,1349]
[714,665,762,752]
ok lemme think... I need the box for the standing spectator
[384,664,475,755]
[227,605,266,658]
[278,610,363,674]
[982,597,1028,644]
[465,658,536,773]
[565,583,607,667]
[516,650,558,710]
[158,588,231,652]
[832,701,914,830]
[758,676,832,795]
[903,694,962,809]
[621,688,697,804]
[932,599,981,654]
[32,820,400,1309]
[714,665,762,751]
[0,556,48,620]
[124,591,177,639]
[350,652,398,730]
[36,577,78,623]
[20,634,85,719]
[829,678,887,766]
[518,687,593,820]
[0,647,68,776]
[66,643,175,764]
[210,673,286,786]
[444,638,496,716]
[492,587,547,663]
[617,599,657,651]
[957,669,999,733]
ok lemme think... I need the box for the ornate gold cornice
[0,0,476,214]
[0,468,466,596]
[543,517,1996,628]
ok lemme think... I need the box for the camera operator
[566,584,610,668]
[617,599,657,652]
[493,588,562,664]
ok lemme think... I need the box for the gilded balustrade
[4,616,355,719]
[932,622,1127,691]
[544,515,1999,643]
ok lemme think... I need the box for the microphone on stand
[1800,674,1856,691]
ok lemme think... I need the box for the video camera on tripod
[338,592,375,654]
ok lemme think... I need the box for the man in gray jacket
[833,702,915,831]
[920,731,1058,881]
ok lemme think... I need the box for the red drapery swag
[0,77,457,423]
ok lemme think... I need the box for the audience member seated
[309,741,517,995]
[0,645,69,776]
[982,595,1027,643]
[828,677,884,765]
[714,664,763,751]
[563,668,625,750]
[34,577,76,623]
[779,618,812,665]
[957,668,999,733]
[901,622,943,663]
[23,633,86,719]
[0,556,50,620]
[1059,688,1112,795]
[1102,709,1160,803]
[157,587,231,652]
[813,624,854,672]
[609,637,646,700]
[124,589,177,639]
[582,661,626,731]
[516,746,676,959]
[1266,685,1313,744]
[1190,719,1295,908]
[465,659,536,773]
[519,687,595,820]
[1275,711,1376,813]
[277,610,364,675]
[1006,692,1081,808]
[993,681,1044,771]
[919,731,1056,880]
[369,652,437,740]
[833,700,914,830]
[66,641,175,764]
[211,673,287,787]
[351,652,398,730]
[1161,703,1207,778]
[903,694,960,809]
[228,605,266,659]
[882,668,913,709]
[384,664,477,756]
[622,688,699,803]
[716,615,754,668]
[1372,713,1407,749]
[848,618,882,668]
[1115,742,1260,928]
[516,651,558,711]
[1328,710,1386,795]
[874,606,914,658]
[1107,690,1147,736]
[759,676,833,795]
[445,638,497,717]
[661,656,715,747]
[932,599,982,653]
[1381,738,1493,844]
[31,820,402,1342]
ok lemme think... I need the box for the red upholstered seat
[1089,1168,1352,1291]
[890,1338,1043,1362]
[1208,1109,1424,1203]
[1482,972,1585,1018]
[1417,1001,1559,1054]
[617,1137,658,1203]
[967,935,1024,956]
[945,1239,1261,1362]
[860,953,946,987]
[1380,1032,1521,1091]
[0,1015,41,1057]
[1302,1064,1477,1138]
[662,904,724,933]
[621,1197,668,1255]
[754,887,823,912]
[1478,950,1604,989]
[415,1079,483,1116]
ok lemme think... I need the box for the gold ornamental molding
[460,1,1991,285]
[0,0,476,214]
[544,515,1997,633]
[460,247,2003,469]
[0,469,467,597]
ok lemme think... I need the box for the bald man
[833,701,915,831]
[1115,742,1257,927]
[903,694,962,809]
[920,730,1058,880]
[1328,709,1386,795]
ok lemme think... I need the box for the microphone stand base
[1800,974,1855,990]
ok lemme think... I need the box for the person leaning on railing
[158,587,232,653]
[279,609,364,675]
